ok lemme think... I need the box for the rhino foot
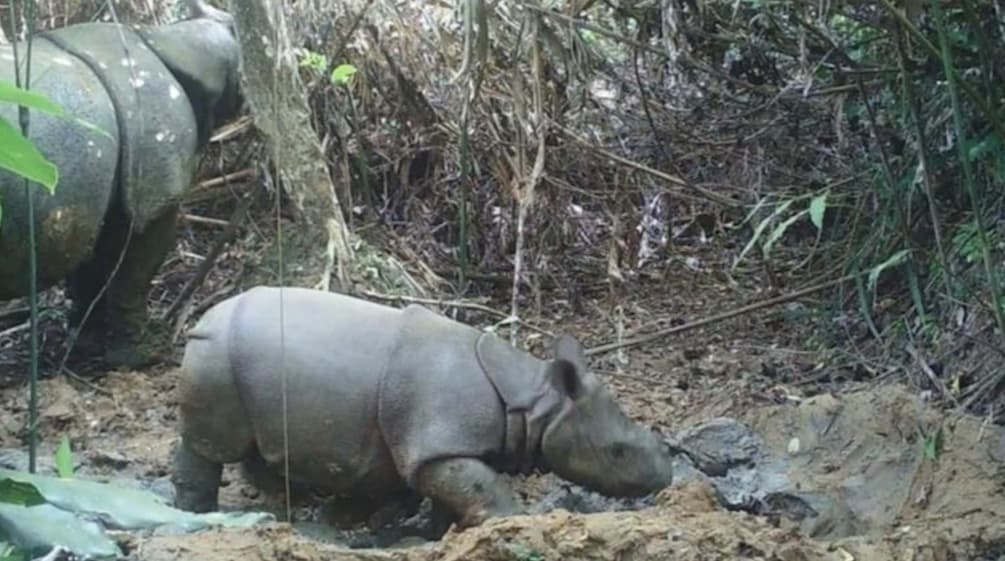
[414,457,524,528]
[171,438,223,513]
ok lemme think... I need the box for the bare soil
[2,268,1003,561]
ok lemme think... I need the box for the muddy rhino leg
[172,437,223,513]
[103,205,179,369]
[414,458,523,528]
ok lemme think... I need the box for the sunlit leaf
[330,64,358,86]
[0,116,58,192]
[0,80,65,117]
[867,249,911,293]
[809,192,828,231]
[55,435,74,479]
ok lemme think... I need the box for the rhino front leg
[414,457,523,528]
[171,437,224,513]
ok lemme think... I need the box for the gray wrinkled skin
[0,1,241,367]
[171,286,675,529]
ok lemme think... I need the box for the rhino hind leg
[65,199,130,358]
[171,319,256,512]
[107,205,180,368]
[65,199,178,368]
[414,457,523,528]
[65,244,112,357]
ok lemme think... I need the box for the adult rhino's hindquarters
[171,286,674,530]
[0,0,242,368]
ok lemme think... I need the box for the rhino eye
[611,444,627,459]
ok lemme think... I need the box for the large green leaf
[0,115,58,192]
[0,503,121,559]
[0,468,272,531]
[0,469,272,560]
[0,480,44,508]
[0,81,66,117]
[0,79,112,140]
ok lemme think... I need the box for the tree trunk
[226,0,353,291]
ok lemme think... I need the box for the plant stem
[932,0,1005,348]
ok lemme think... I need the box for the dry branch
[164,197,252,327]
[586,272,864,356]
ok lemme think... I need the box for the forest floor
[2,246,1004,561]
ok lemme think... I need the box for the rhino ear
[546,359,589,401]
[547,334,594,400]
[553,333,588,370]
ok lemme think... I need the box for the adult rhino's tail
[177,294,254,463]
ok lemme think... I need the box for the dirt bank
[2,365,1002,560]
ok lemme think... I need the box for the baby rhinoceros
[170,286,674,528]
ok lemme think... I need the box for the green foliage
[55,435,74,479]
[330,64,358,86]
[296,48,357,87]
[0,77,109,226]
[733,190,830,269]
[809,193,828,231]
[296,47,329,74]
[0,478,45,507]
[0,541,25,561]
[952,220,999,265]
[922,426,943,461]
[505,543,546,561]
[867,249,911,294]
[0,80,62,196]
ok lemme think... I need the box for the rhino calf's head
[540,335,674,497]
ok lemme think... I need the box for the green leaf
[733,199,793,269]
[0,541,26,561]
[0,79,111,141]
[762,208,809,257]
[0,116,58,192]
[330,64,358,86]
[809,192,828,231]
[922,427,942,460]
[867,249,911,293]
[0,80,65,117]
[55,435,74,479]
[0,478,45,507]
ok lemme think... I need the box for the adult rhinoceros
[0,0,243,368]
